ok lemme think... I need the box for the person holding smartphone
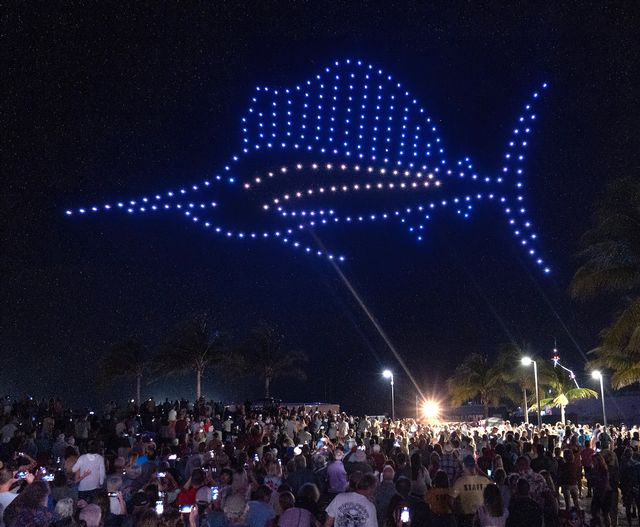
[0,467,34,514]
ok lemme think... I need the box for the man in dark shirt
[506,478,543,527]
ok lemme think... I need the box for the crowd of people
[1,395,639,527]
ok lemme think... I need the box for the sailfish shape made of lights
[68,58,550,272]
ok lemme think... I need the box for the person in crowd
[286,455,316,496]
[409,452,430,498]
[3,480,52,527]
[591,452,613,527]
[473,483,508,527]
[619,447,640,527]
[558,448,580,510]
[246,484,275,527]
[451,455,491,527]
[425,469,455,527]
[72,440,106,502]
[325,473,378,527]
[505,478,543,527]
[394,475,431,527]
[374,466,396,526]
[177,468,209,507]
[278,490,314,527]
[326,450,347,497]
[1,394,640,526]
[512,456,548,507]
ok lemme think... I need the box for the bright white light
[382,369,393,379]
[521,357,533,366]
[422,400,440,420]
[592,370,602,379]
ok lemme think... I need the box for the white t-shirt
[326,491,378,527]
[476,505,509,527]
[0,491,17,511]
[72,453,106,491]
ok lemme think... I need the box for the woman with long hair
[591,453,612,527]
[409,452,431,498]
[473,483,508,527]
[3,480,52,527]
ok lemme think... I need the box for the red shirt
[176,486,198,506]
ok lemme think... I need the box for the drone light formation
[67,58,550,272]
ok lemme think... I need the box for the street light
[521,357,541,428]
[591,370,607,428]
[382,369,395,421]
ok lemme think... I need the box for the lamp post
[382,369,395,421]
[591,370,607,428]
[521,357,541,428]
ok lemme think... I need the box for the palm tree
[528,366,598,425]
[101,339,148,405]
[588,298,640,388]
[496,342,536,424]
[241,322,308,398]
[570,177,640,387]
[496,343,556,423]
[447,353,513,419]
[157,313,225,400]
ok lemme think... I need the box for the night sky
[4,3,639,415]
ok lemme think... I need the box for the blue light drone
[68,58,550,272]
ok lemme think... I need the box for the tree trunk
[484,401,489,419]
[561,404,566,425]
[265,376,271,398]
[136,374,142,406]
[196,368,202,400]
[523,388,529,424]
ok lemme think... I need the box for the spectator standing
[451,455,491,527]
[246,485,276,527]
[72,441,105,502]
[325,473,378,527]
[505,479,543,527]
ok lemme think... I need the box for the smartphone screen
[155,500,164,515]
[211,486,219,500]
[179,505,192,513]
[400,507,410,523]
[16,471,27,479]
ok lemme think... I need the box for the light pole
[382,370,395,421]
[591,370,607,428]
[521,357,541,428]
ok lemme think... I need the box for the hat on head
[463,455,476,468]
[79,504,102,527]
[196,485,212,503]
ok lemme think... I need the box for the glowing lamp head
[382,370,393,379]
[592,370,602,380]
[521,357,533,366]
[422,400,440,420]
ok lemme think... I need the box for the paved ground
[570,493,635,526]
